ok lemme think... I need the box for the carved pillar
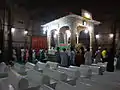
[47,28,51,49]
[89,24,95,51]
[47,35,50,49]
[76,33,79,44]
[67,34,69,44]
[70,18,77,48]
[57,31,60,47]
[64,33,67,44]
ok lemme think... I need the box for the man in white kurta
[60,48,69,67]
[84,48,92,65]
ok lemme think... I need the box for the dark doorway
[79,30,90,48]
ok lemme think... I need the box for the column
[70,20,77,48]
[76,32,79,44]
[48,35,51,49]
[57,32,60,47]
[47,28,51,49]
[64,33,67,44]
[57,25,60,47]
[89,24,95,51]
[66,35,68,44]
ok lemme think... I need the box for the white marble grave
[8,69,29,90]
[57,66,80,85]
[0,77,9,90]
[89,66,100,75]
[35,61,49,72]
[0,62,7,72]
[0,62,9,90]
[69,65,92,78]
[25,62,35,71]
[43,68,67,82]
[26,69,50,88]
[0,62,9,78]
[96,62,107,71]
[13,63,26,75]
[58,66,80,79]
[46,61,59,70]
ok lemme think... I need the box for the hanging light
[24,30,28,35]
[109,34,114,38]
[96,34,100,39]
[84,30,89,34]
[11,28,15,33]
[84,12,91,19]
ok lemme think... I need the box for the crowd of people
[1,45,119,72]
[11,47,47,64]
[55,47,117,72]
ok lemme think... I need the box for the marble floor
[9,70,120,90]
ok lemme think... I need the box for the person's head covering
[57,47,60,51]
[71,47,74,51]
[87,48,90,51]
[63,48,66,52]
[98,47,101,50]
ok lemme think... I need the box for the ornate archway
[50,29,58,48]
[59,26,70,44]
[42,14,100,50]
[79,30,90,48]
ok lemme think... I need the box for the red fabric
[32,36,47,50]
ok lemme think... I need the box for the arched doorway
[59,26,70,44]
[79,30,90,48]
[50,29,58,48]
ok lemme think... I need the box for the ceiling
[3,0,120,23]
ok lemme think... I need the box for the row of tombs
[0,61,119,90]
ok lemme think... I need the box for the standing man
[60,48,69,67]
[107,48,114,72]
[84,48,92,65]
[102,48,108,62]
[80,47,85,64]
[55,47,61,64]
[95,47,102,63]
[70,47,75,65]
[116,49,120,70]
